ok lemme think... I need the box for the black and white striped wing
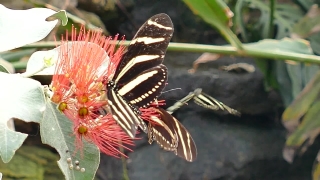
[113,13,173,84]
[117,64,167,107]
[149,108,197,162]
[194,92,241,116]
[107,89,144,138]
[171,115,197,162]
[112,14,173,107]
[147,113,178,152]
[107,13,173,138]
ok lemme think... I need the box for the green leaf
[183,0,243,49]
[41,101,100,180]
[247,38,318,107]
[0,124,27,164]
[0,72,45,163]
[292,5,320,55]
[281,62,319,108]
[310,32,320,55]
[0,64,9,73]
[286,64,304,98]
[296,0,315,10]
[286,63,319,101]
[246,38,313,54]
[275,61,293,106]
[204,0,233,26]
[234,0,249,42]
[282,71,320,132]
[0,4,59,52]
[263,39,319,108]
[292,5,320,39]
[234,0,304,40]
[302,64,320,86]
[46,10,68,26]
[272,4,304,39]
[254,58,279,90]
[283,99,320,163]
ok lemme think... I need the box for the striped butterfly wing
[107,89,144,138]
[119,64,167,107]
[112,13,173,107]
[171,115,197,162]
[107,13,173,138]
[149,108,197,162]
[147,113,178,152]
[194,92,240,116]
[113,13,173,85]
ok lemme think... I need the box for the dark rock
[108,0,225,44]
[98,107,318,180]
[96,155,125,180]
[97,52,316,180]
[162,52,282,115]
[78,0,135,36]
[127,111,286,180]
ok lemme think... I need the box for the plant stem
[17,41,320,70]
[119,146,129,180]
[235,0,248,42]
[268,0,275,38]
[217,24,244,51]
[168,42,320,64]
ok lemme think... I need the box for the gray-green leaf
[41,101,100,180]
[0,72,45,162]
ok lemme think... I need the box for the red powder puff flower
[51,25,125,105]
[50,25,132,157]
[74,113,135,157]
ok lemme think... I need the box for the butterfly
[106,13,174,138]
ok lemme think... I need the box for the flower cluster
[50,25,167,158]
[50,26,133,157]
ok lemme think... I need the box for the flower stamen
[58,102,68,111]
[78,107,89,117]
